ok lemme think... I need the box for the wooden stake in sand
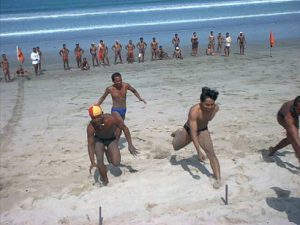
[221,184,228,205]
[225,184,228,205]
[99,206,103,225]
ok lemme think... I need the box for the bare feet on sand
[213,179,221,189]
[268,147,276,156]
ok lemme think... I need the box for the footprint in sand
[235,173,250,184]
[146,203,158,211]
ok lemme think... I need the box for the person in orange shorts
[74,43,84,68]
[59,44,70,70]
[125,40,135,63]
[98,40,110,66]
[1,54,13,82]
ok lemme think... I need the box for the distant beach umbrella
[269,32,275,48]
[17,46,25,64]
[269,32,275,57]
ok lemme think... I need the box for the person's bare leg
[171,128,192,150]
[107,140,121,166]
[119,53,123,63]
[111,111,124,140]
[269,137,290,156]
[95,142,109,185]
[198,130,221,188]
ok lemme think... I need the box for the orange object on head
[88,105,103,118]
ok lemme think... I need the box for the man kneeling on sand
[87,105,138,186]
[171,87,221,188]
[269,96,300,162]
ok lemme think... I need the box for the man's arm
[285,115,300,160]
[115,118,138,155]
[188,108,205,161]
[95,87,110,105]
[87,124,97,172]
[127,84,146,104]
[211,104,219,119]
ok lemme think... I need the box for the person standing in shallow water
[1,54,13,82]
[172,33,180,49]
[208,31,215,53]
[90,43,99,67]
[191,32,199,56]
[74,43,84,68]
[59,44,70,70]
[224,32,231,57]
[112,40,123,64]
[217,32,224,54]
[237,32,246,55]
[31,47,40,75]
[137,37,147,63]
[125,40,135,63]
[171,87,221,189]
[269,96,300,162]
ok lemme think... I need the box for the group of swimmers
[59,31,246,69]
[87,72,300,189]
[0,31,246,82]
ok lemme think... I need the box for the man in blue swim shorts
[95,72,146,139]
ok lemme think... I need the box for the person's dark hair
[111,72,122,81]
[294,96,300,106]
[200,87,219,102]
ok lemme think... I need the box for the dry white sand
[1,40,300,225]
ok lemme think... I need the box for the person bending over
[87,105,138,186]
[171,87,221,188]
[269,96,300,162]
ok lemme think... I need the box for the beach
[0,37,300,225]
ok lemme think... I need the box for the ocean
[1,0,300,61]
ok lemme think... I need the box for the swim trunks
[184,123,208,135]
[192,42,199,49]
[277,101,299,128]
[111,107,127,119]
[94,135,116,147]
[98,51,103,60]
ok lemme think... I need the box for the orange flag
[270,32,275,48]
[17,46,25,64]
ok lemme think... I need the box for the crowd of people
[0,31,247,82]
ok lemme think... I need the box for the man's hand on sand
[198,151,206,162]
[129,145,139,156]
[89,162,97,174]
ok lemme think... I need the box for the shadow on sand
[266,187,300,225]
[93,163,138,183]
[170,155,211,180]
[260,149,300,175]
